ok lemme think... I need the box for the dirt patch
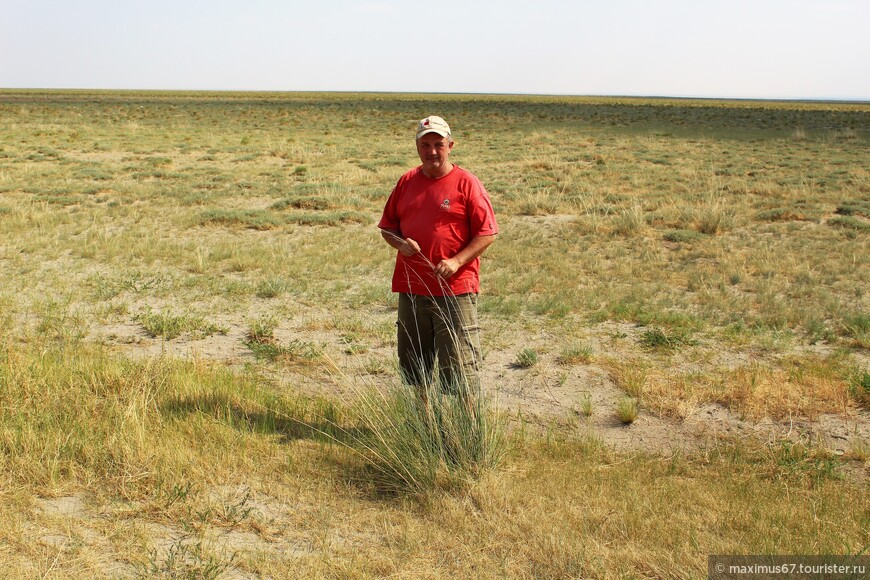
[32,494,138,577]
[35,495,89,518]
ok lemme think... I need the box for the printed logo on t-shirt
[439,198,451,211]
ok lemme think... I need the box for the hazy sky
[1,0,868,99]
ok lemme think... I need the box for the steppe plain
[0,91,868,577]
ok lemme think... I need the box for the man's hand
[434,257,460,278]
[399,238,421,257]
[433,235,496,279]
[381,229,420,257]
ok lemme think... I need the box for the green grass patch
[755,207,812,222]
[829,216,870,232]
[286,210,370,226]
[255,277,289,299]
[835,201,870,218]
[137,310,226,340]
[662,229,704,243]
[246,338,323,364]
[269,196,334,211]
[514,348,539,368]
[557,342,593,365]
[197,208,370,229]
[197,209,284,230]
[33,195,81,206]
[639,326,697,351]
[243,321,323,365]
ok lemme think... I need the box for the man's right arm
[380,228,421,257]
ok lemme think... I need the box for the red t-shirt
[378,165,498,296]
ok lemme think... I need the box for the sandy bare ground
[91,305,870,464]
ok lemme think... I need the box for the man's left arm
[434,234,496,279]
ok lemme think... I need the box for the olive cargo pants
[397,292,481,393]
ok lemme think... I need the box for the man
[378,115,498,394]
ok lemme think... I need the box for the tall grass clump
[692,197,733,235]
[612,204,646,236]
[616,397,639,424]
[343,372,506,495]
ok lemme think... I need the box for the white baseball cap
[416,115,451,139]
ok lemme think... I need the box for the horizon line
[1,86,868,105]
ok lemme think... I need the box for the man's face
[416,133,454,178]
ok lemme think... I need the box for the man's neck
[421,162,454,179]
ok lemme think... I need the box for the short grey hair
[416,133,454,144]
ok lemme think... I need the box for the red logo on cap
[423,119,430,126]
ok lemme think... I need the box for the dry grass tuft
[603,359,648,399]
[616,397,639,424]
[636,370,715,419]
[722,361,854,420]
[611,204,647,236]
[604,355,859,421]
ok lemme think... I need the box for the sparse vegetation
[515,348,539,368]
[557,341,593,365]
[255,277,288,299]
[579,394,593,418]
[0,89,867,577]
